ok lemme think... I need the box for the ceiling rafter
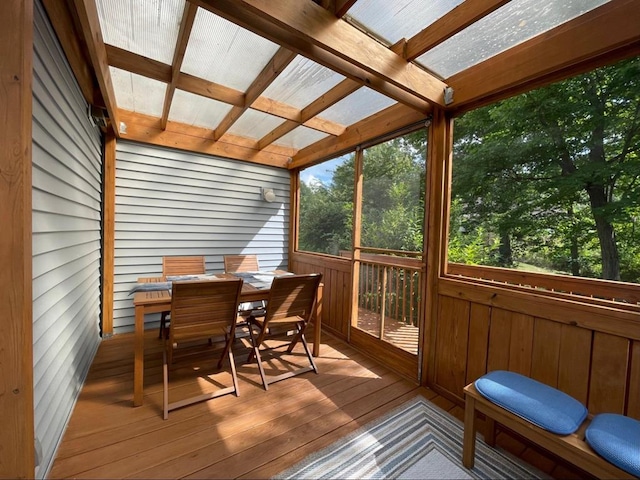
[161,2,198,130]
[395,0,511,61]
[448,0,640,111]
[105,44,348,138]
[193,0,439,111]
[257,78,360,149]
[215,47,296,140]
[291,102,428,168]
[318,0,358,18]
[71,0,120,135]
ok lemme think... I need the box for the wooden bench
[462,382,635,479]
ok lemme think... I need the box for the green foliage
[451,56,640,282]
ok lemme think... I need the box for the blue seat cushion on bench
[585,413,640,477]
[475,370,588,435]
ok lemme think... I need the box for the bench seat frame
[462,383,635,479]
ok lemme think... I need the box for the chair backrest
[264,273,322,324]
[224,254,259,273]
[169,279,243,345]
[163,256,205,277]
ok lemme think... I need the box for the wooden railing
[355,252,423,328]
[447,262,640,310]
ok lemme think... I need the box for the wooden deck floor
[49,329,591,479]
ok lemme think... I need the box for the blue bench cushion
[475,370,587,435]
[585,413,640,477]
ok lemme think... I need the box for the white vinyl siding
[32,1,103,477]
[113,141,290,333]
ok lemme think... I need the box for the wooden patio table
[132,271,323,406]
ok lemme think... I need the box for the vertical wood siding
[32,1,103,477]
[113,141,290,333]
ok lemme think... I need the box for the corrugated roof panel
[346,0,463,46]
[110,67,167,117]
[96,0,184,64]
[181,8,281,91]
[227,109,286,140]
[416,0,610,78]
[319,88,395,126]
[261,56,346,109]
[274,126,329,150]
[169,89,234,129]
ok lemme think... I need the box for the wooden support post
[0,0,35,477]
[101,133,116,336]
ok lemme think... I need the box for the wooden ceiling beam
[215,47,296,140]
[291,102,428,168]
[194,0,440,111]
[105,45,345,137]
[257,78,358,149]
[161,2,198,130]
[403,0,511,61]
[448,0,640,111]
[319,0,358,18]
[71,0,120,136]
[118,109,294,168]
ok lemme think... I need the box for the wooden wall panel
[507,312,534,376]
[627,341,640,420]
[530,318,562,388]
[465,303,490,385]
[487,308,512,372]
[588,332,630,415]
[434,296,470,397]
[557,324,592,405]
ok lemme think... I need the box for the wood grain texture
[588,332,629,414]
[530,318,562,388]
[434,296,470,396]
[465,303,490,385]
[0,1,35,476]
[101,133,116,335]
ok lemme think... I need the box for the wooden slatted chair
[159,256,206,338]
[163,278,243,419]
[223,254,259,273]
[223,254,264,317]
[246,273,322,390]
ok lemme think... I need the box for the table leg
[313,283,323,357]
[134,304,144,406]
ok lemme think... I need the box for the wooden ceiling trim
[257,78,358,149]
[194,0,435,112]
[72,0,120,135]
[291,103,427,169]
[105,44,172,82]
[403,0,511,61]
[175,73,245,106]
[42,0,100,106]
[448,0,640,111]
[118,110,292,168]
[161,2,198,130]
[214,47,297,140]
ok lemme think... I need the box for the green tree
[453,57,640,281]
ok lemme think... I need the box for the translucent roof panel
[346,0,463,46]
[274,126,329,151]
[261,56,346,110]
[169,89,234,129]
[110,67,166,117]
[96,0,184,64]
[320,88,396,126]
[416,0,610,78]
[226,109,286,140]
[181,9,281,92]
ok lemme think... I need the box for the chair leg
[247,323,268,390]
[462,394,477,468]
[299,331,318,373]
[163,347,169,420]
[228,349,240,396]
[159,311,168,339]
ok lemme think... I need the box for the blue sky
[299,154,350,187]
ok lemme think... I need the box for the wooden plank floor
[49,328,593,479]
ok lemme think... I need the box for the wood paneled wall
[290,251,351,340]
[429,277,640,419]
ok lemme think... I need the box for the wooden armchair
[159,256,206,338]
[247,273,322,390]
[163,278,243,419]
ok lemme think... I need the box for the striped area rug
[275,396,547,479]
